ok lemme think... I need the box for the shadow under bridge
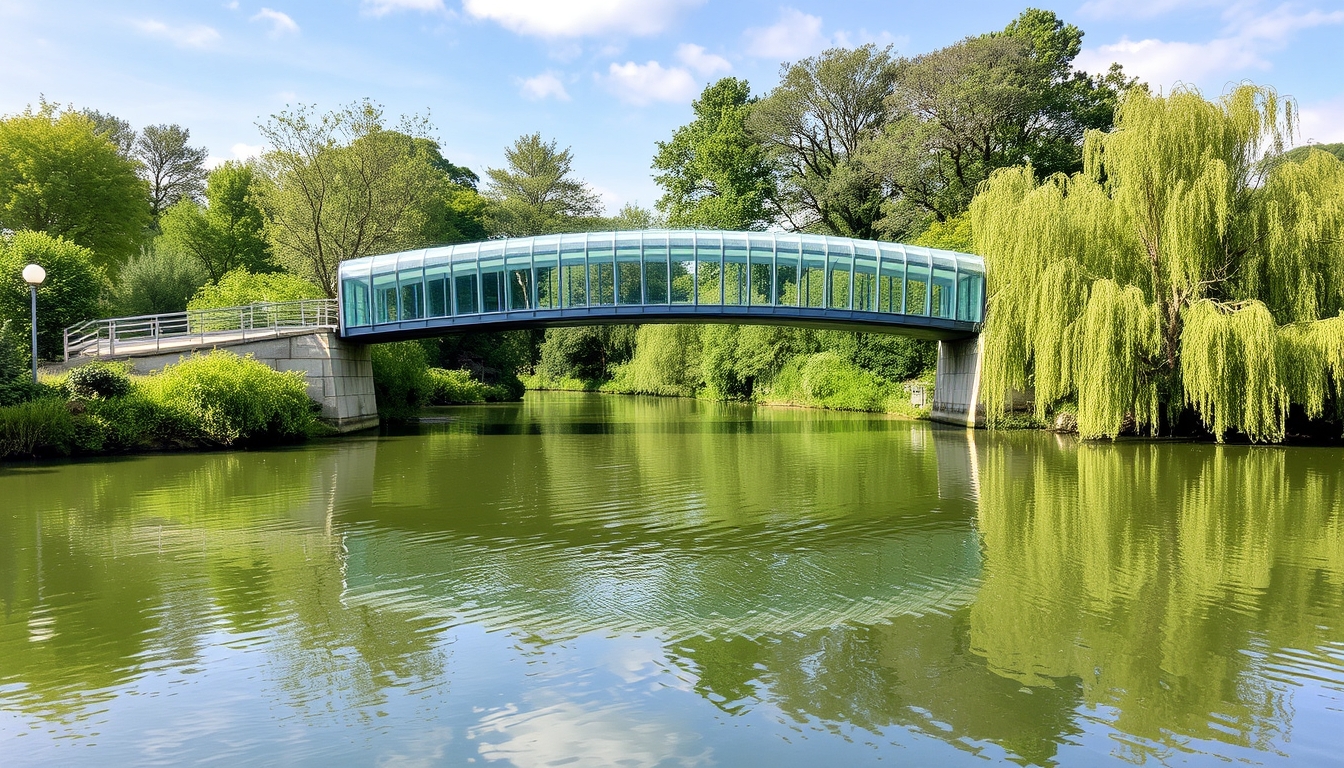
[337,230,985,341]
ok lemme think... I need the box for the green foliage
[973,84,1344,441]
[187,268,324,310]
[136,123,208,222]
[429,331,530,401]
[749,45,896,238]
[0,230,102,360]
[425,368,503,404]
[0,319,33,406]
[159,161,274,281]
[765,351,890,411]
[258,100,448,295]
[654,78,777,230]
[913,213,973,252]
[144,351,316,446]
[1278,142,1344,165]
[65,361,133,400]
[370,341,432,420]
[72,391,162,453]
[0,102,151,271]
[484,133,603,237]
[538,326,635,381]
[0,398,74,459]
[605,324,703,397]
[109,242,209,316]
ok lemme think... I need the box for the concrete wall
[930,337,983,428]
[109,331,379,433]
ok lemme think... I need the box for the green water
[1,392,1341,766]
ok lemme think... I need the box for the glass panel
[454,273,479,315]
[342,273,370,327]
[398,267,424,320]
[588,235,615,306]
[723,235,748,306]
[828,241,852,310]
[905,251,930,316]
[670,235,694,304]
[931,254,957,319]
[372,269,398,323]
[424,250,450,318]
[878,246,904,314]
[800,236,827,308]
[775,237,800,306]
[533,239,559,310]
[616,233,643,305]
[506,241,533,310]
[749,235,774,306]
[644,235,669,304]
[695,236,722,305]
[560,236,587,308]
[479,243,505,313]
[853,244,877,312]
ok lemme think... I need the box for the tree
[873,9,1134,238]
[109,243,208,316]
[0,104,151,272]
[972,84,1344,442]
[136,123,209,222]
[0,231,101,360]
[653,78,777,230]
[412,138,489,245]
[79,109,136,159]
[257,100,445,296]
[748,45,897,238]
[160,161,273,282]
[484,133,603,237]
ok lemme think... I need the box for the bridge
[60,230,987,430]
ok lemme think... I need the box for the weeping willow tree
[971,84,1344,441]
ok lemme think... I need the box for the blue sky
[3,0,1343,213]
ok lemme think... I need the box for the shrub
[145,351,316,446]
[66,361,133,399]
[766,351,889,411]
[187,268,324,310]
[109,242,208,316]
[76,392,164,452]
[0,398,74,459]
[370,341,432,419]
[426,367,493,404]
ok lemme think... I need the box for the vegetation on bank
[0,349,322,461]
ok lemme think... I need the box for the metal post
[29,285,38,383]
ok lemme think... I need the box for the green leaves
[484,133,603,237]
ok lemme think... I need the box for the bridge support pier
[930,337,984,428]
[112,330,380,433]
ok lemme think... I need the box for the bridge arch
[337,230,984,341]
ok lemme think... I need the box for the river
[1,392,1341,766]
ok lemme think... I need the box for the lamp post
[22,263,46,384]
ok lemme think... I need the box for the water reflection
[0,393,1340,766]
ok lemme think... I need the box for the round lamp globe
[22,263,46,286]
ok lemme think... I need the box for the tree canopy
[972,84,1344,442]
[484,133,603,236]
[160,161,273,282]
[0,231,101,359]
[0,104,151,271]
[136,123,209,223]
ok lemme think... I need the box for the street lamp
[22,263,46,384]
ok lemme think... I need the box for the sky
[2,0,1343,213]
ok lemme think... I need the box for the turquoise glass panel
[853,244,877,312]
[723,234,748,306]
[695,236,722,305]
[749,235,774,305]
[878,246,904,314]
[775,237,800,306]
[643,235,669,304]
[670,236,693,304]
[828,241,853,310]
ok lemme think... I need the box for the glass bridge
[338,230,984,340]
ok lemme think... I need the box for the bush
[65,361,133,399]
[371,341,432,420]
[144,351,316,446]
[109,242,209,316]
[0,398,74,458]
[765,351,890,411]
[74,392,165,452]
[426,367,497,404]
[187,268,325,310]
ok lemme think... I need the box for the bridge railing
[63,299,338,362]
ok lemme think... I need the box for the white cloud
[135,19,221,49]
[743,8,824,59]
[462,0,703,38]
[361,0,445,16]
[675,43,730,76]
[1298,97,1344,145]
[519,71,570,101]
[1076,6,1344,90]
[601,61,699,106]
[251,8,299,36]
[232,142,264,160]
[470,701,710,768]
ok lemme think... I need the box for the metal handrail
[63,299,338,361]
